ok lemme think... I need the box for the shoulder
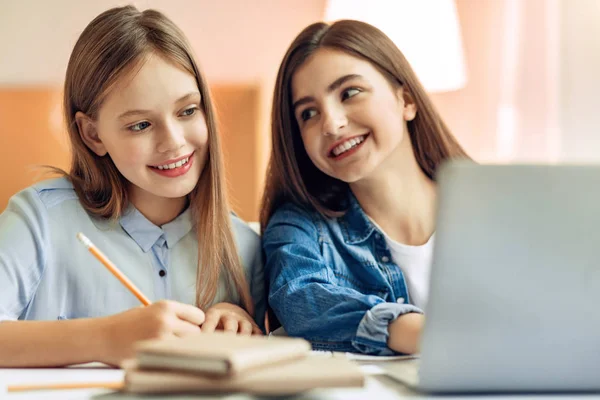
[267,201,322,229]
[230,213,260,247]
[230,214,262,268]
[263,201,327,245]
[0,179,79,283]
[5,177,78,216]
[30,177,78,209]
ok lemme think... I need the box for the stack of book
[121,332,365,395]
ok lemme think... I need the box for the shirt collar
[339,192,376,245]
[119,205,194,252]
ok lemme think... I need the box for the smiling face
[291,48,417,183]
[77,53,209,211]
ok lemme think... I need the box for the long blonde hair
[261,20,469,230]
[63,6,253,314]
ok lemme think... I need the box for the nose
[156,120,185,154]
[321,103,348,137]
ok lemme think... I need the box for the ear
[75,111,107,156]
[396,87,417,122]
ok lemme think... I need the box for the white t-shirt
[370,219,434,310]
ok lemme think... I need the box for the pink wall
[430,0,561,163]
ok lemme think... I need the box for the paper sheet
[311,350,418,361]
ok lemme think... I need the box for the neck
[129,187,188,226]
[349,137,436,245]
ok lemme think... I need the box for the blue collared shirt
[0,178,265,331]
[263,195,423,355]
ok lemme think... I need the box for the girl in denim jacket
[260,20,469,355]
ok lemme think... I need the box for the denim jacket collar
[339,193,377,245]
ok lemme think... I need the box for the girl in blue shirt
[261,20,469,355]
[0,6,265,366]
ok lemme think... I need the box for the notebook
[122,355,365,395]
[134,332,311,376]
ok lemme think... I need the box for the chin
[154,180,198,199]
[171,182,198,198]
[338,176,363,184]
[330,170,366,184]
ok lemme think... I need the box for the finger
[238,320,253,336]
[222,317,238,333]
[173,303,205,326]
[244,318,262,335]
[252,324,264,335]
[157,332,178,341]
[171,317,202,337]
[201,311,221,333]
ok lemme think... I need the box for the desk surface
[1,362,404,400]
[2,361,600,400]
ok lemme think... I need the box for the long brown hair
[260,20,469,230]
[62,6,253,314]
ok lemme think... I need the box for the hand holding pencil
[76,233,205,365]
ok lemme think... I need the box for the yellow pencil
[7,381,124,392]
[77,232,152,306]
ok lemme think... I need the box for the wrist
[86,316,113,363]
[387,312,423,354]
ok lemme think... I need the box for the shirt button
[375,233,382,240]
[381,256,389,263]
[159,270,166,277]
[397,297,405,304]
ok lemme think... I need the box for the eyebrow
[117,91,201,120]
[292,74,362,112]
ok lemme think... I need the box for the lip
[148,152,195,178]
[327,133,370,158]
[150,151,194,168]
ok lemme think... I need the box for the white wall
[559,0,600,162]
[0,0,326,85]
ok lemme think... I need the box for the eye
[300,108,318,122]
[341,88,361,101]
[129,121,151,132]
[180,107,198,117]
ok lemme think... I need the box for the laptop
[382,161,600,393]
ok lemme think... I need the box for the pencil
[7,381,124,392]
[77,232,152,306]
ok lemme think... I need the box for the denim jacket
[263,195,423,355]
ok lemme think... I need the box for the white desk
[1,362,401,400]
[3,361,600,400]
[1,363,123,399]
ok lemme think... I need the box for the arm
[0,318,107,367]
[0,190,204,367]
[0,301,206,367]
[0,188,98,367]
[387,312,424,354]
[263,206,423,355]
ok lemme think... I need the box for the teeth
[332,136,365,157]
[155,157,189,170]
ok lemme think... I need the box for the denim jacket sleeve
[263,204,422,355]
